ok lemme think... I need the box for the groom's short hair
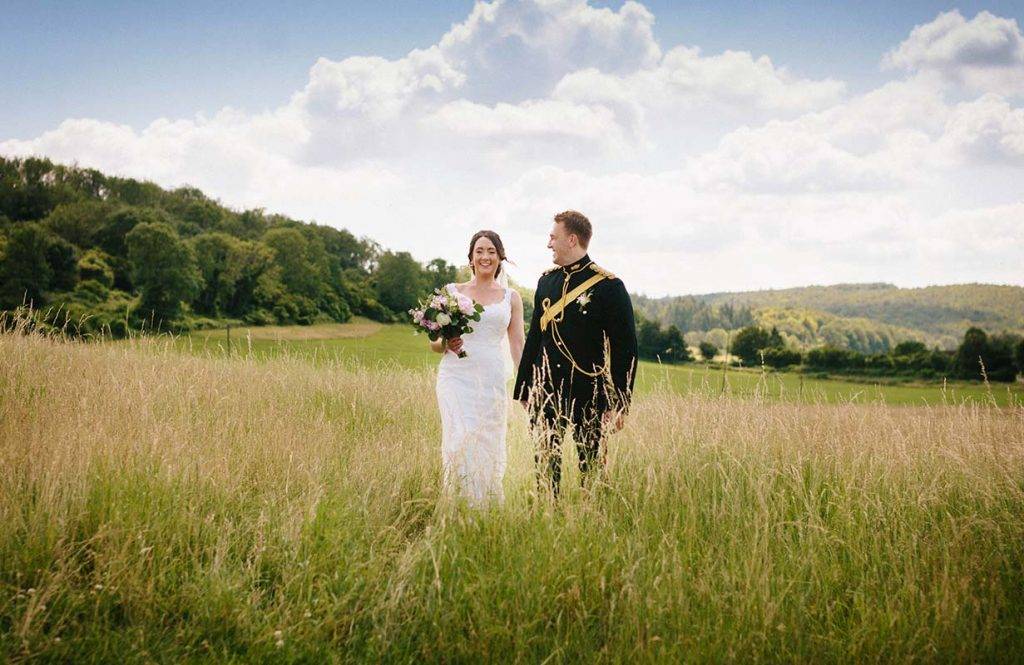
[554,210,592,248]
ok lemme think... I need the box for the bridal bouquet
[409,286,484,358]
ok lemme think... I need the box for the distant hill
[637,283,1024,352]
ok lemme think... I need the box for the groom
[515,210,638,498]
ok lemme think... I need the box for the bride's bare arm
[507,290,526,370]
[430,337,445,354]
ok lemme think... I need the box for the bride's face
[472,236,499,278]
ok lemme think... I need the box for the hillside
[0,156,462,334]
[637,283,1024,352]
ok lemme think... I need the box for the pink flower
[456,295,474,315]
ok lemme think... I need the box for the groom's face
[548,222,575,265]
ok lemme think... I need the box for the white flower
[436,312,452,326]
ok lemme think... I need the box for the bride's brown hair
[468,230,507,277]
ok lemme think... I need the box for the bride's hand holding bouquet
[409,286,484,358]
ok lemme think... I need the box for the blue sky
[5,1,1021,139]
[3,1,1023,294]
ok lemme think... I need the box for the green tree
[375,251,428,314]
[0,156,79,221]
[761,347,802,368]
[173,194,225,235]
[43,200,114,247]
[806,346,864,371]
[953,327,989,380]
[126,222,202,325]
[663,325,693,362]
[96,207,175,290]
[893,340,927,356]
[425,258,459,291]
[731,326,772,366]
[222,239,275,318]
[636,317,664,361]
[190,232,241,316]
[1016,337,1024,377]
[45,234,79,292]
[699,341,718,361]
[986,333,1020,382]
[78,249,115,288]
[0,223,52,308]
[262,227,323,301]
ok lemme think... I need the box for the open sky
[3,0,1023,295]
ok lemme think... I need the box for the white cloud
[939,93,1024,162]
[2,1,1023,294]
[438,0,662,103]
[556,45,845,114]
[883,10,1024,94]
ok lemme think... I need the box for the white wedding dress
[435,284,512,506]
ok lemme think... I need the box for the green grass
[6,153,1024,661]
[182,322,1024,407]
[3,324,1024,662]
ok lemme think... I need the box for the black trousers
[530,395,608,498]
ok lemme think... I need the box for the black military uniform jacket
[514,255,638,415]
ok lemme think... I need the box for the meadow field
[184,320,1024,408]
[2,320,1024,662]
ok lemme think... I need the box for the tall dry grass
[2,322,1023,662]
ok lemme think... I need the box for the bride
[430,230,525,505]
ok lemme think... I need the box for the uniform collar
[563,254,592,273]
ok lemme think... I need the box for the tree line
[0,157,473,335]
[633,294,755,336]
[632,320,1023,383]
[725,325,1024,383]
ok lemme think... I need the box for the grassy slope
[695,283,1024,339]
[181,322,1024,407]
[3,328,1023,661]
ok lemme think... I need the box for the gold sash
[540,273,607,332]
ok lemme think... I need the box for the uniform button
[556,363,562,368]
